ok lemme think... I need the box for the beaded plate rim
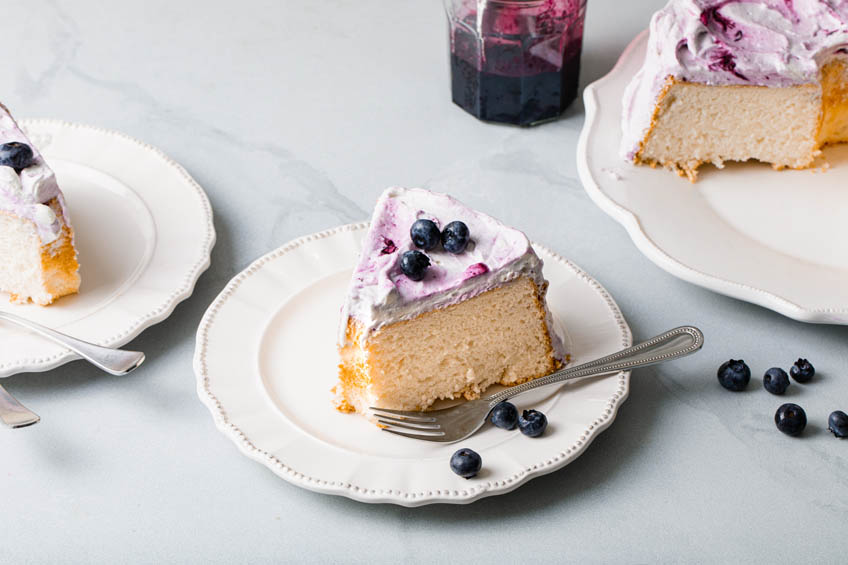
[193,222,632,506]
[0,119,215,377]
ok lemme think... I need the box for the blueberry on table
[717,359,751,391]
[0,142,34,172]
[410,219,440,251]
[441,221,470,254]
[828,410,848,438]
[775,403,807,436]
[400,250,430,281]
[763,367,790,395]
[518,409,547,437]
[789,358,815,383]
[449,448,482,479]
[490,401,518,430]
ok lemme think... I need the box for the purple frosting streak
[708,48,749,80]
[700,5,736,32]
[380,237,397,255]
[463,263,490,279]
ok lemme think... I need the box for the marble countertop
[2,1,847,562]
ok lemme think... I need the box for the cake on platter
[621,0,848,181]
[334,188,566,417]
[0,103,80,305]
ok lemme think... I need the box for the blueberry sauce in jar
[446,0,587,126]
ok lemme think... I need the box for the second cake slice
[335,188,566,416]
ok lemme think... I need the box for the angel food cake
[621,0,848,181]
[335,188,566,416]
[0,103,80,304]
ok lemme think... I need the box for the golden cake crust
[0,200,80,305]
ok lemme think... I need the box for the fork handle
[0,311,145,376]
[485,326,704,406]
[0,382,40,428]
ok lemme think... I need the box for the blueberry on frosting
[410,219,440,251]
[441,221,469,254]
[0,142,34,172]
[400,250,430,281]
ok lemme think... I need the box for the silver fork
[371,325,704,442]
[0,311,145,376]
[0,311,147,429]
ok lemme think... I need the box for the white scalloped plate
[194,223,631,506]
[0,119,215,377]
[578,31,848,325]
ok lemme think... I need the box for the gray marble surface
[1,1,847,563]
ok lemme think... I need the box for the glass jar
[445,0,587,126]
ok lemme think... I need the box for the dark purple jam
[447,0,586,126]
[450,49,581,126]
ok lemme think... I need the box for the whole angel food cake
[0,103,80,304]
[335,188,566,416]
[621,0,848,181]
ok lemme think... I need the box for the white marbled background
[1,1,846,563]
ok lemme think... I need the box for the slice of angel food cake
[621,0,848,181]
[0,103,80,305]
[335,188,567,417]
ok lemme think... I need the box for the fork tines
[370,407,446,439]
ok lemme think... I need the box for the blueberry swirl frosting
[621,0,848,160]
[338,187,566,362]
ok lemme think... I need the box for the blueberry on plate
[717,359,750,391]
[828,410,848,438]
[0,141,34,172]
[775,403,807,436]
[789,358,815,383]
[441,221,469,254]
[490,401,518,430]
[410,219,440,251]
[763,367,790,395]
[449,448,482,479]
[518,409,547,437]
[400,250,430,281]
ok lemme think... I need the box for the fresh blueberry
[449,448,482,479]
[789,358,815,383]
[717,359,751,391]
[775,403,807,436]
[828,410,848,438]
[441,221,470,254]
[410,219,440,251]
[490,401,518,430]
[518,409,547,437]
[763,367,790,395]
[400,250,430,281]
[0,142,34,172]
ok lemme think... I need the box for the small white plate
[578,31,848,325]
[194,223,631,506]
[0,119,215,377]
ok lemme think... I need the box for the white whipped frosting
[339,187,567,362]
[621,0,848,160]
[0,104,69,244]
